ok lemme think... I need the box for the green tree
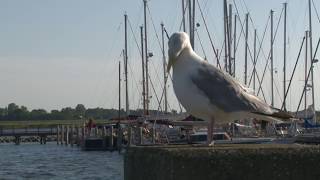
[7,103,19,120]
[20,106,28,112]
[0,103,179,121]
[75,104,86,118]
[60,107,75,119]
[7,103,19,115]
[50,110,64,120]
[14,106,29,120]
[30,109,48,120]
[0,108,7,120]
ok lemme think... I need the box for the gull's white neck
[172,48,202,75]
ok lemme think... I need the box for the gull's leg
[207,118,215,146]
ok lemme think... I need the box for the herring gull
[167,32,291,145]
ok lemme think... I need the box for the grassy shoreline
[0,119,110,128]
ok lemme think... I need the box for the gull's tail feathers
[251,108,293,121]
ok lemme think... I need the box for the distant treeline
[0,103,177,121]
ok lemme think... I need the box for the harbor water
[0,142,123,180]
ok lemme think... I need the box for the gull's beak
[167,47,181,73]
[167,57,174,73]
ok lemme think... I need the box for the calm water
[0,142,123,180]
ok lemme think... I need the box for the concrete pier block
[124,144,320,180]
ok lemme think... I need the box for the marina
[1,116,320,147]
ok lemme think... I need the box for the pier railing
[0,126,57,137]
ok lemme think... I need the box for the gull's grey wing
[191,61,271,113]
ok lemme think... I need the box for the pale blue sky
[0,0,319,112]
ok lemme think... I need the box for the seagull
[167,32,291,145]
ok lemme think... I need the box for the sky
[0,0,320,112]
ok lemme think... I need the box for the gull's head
[167,32,192,72]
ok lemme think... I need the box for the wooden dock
[0,126,56,145]
[56,124,124,151]
[0,120,131,151]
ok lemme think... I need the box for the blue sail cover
[304,116,320,128]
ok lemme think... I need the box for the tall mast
[283,3,287,111]
[182,0,186,32]
[308,0,316,122]
[140,26,146,115]
[143,0,149,115]
[188,0,192,45]
[244,13,249,85]
[188,0,194,48]
[233,14,237,77]
[253,29,257,94]
[223,0,228,72]
[305,31,308,117]
[124,13,129,115]
[270,10,274,107]
[118,61,121,120]
[228,4,232,75]
[161,23,168,113]
[192,0,195,49]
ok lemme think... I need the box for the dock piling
[65,125,69,145]
[56,125,60,145]
[61,125,65,145]
[70,125,74,147]
[14,136,21,145]
[109,126,114,148]
[76,126,80,146]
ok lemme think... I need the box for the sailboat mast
[305,31,308,117]
[308,0,316,122]
[192,0,195,49]
[182,0,186,32]
[228,4,232,76]
[118,60,121,120]
[188,0,192,43]
[161,23,168,113]
[223,0,228,72]
[233,14,237,78]
[253,29,257,94]
[244,13,249,85]
[270,10,274,107]
[143,0,149,115]
[283,3,287,111]
[188,0,194,48]
[124,13,129,116]
[140,26,146,115]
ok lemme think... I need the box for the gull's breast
[172,67,214,121]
